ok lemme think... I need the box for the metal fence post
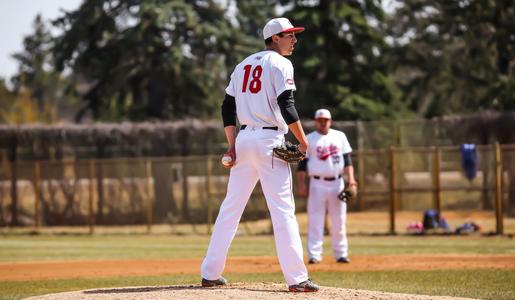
[34,161,41,231]
[146,160,153,234]
[9,161,18,226]
[206,156,213,234]
[432,147,441,214]
[88,160,95,234]
[494,143,504,235]
[181,160,197,234]
[357,151,366,211]
[356,121,366,211]
[389,147,396,234]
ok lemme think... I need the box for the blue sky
[0,0,82,81]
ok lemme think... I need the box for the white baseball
[221,155,233,167]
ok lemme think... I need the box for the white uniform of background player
[201,18,319,292]
[297,109,357,264]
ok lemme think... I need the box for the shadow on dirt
[83,284,288,295]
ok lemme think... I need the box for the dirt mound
[25,283,476,300]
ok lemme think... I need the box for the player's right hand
[222,146,236,168]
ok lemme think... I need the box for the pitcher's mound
[25,282,476,300]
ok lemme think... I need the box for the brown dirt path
[3,254,514,282]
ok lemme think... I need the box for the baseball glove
[338,184,357,202]
[272,141,305,164]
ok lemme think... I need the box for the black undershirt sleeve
[343,153,352,167]
[277,90,300,125]
[221,93,236,127]
[297,158,308,172]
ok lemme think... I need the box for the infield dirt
[2,254,514,281]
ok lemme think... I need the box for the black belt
[313,175,342,181]
[240,125,278,131]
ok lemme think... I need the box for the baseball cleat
[337,257,351,263]
[201,276,227,287]
[308,258,320,264]
[288,279,320,292]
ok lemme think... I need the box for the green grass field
[1,235,515,262]
[0,235,514,299]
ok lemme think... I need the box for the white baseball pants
[307,178,348,261]
[201,128,308,285]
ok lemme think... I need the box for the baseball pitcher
[200,18,319,292]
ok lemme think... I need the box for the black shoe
[201,277,227,287]
[337,257,350,263]
[308,258,320,264]
[289,279,320,292]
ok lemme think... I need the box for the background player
[200,17,319,292]
[297,109,357,264]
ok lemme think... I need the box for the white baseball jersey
[225,50,296,132]
[306,129,352,177]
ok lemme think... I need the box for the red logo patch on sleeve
[286,79,294,85]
